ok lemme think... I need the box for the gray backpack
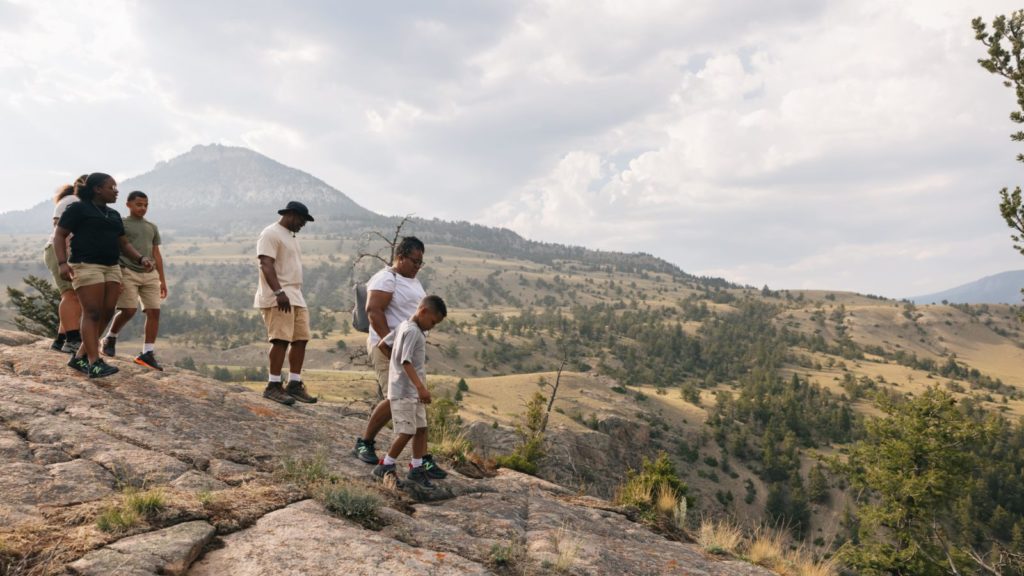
[351,268,397,333]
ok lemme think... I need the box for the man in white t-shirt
[255,201,317,406]
[354,237,444,475]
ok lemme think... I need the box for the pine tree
[6,275,60,337]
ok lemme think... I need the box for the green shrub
[317,482,381,528]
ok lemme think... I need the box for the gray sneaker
[61,339,81,354]
[353,438,378,464]
[372,462,396,481]
[263,381,295,406]
[407,465,435,488]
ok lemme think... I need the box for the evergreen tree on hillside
[6,275,59,337]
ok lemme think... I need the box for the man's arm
[402,361,430,404]
[367,289,394,354]
[119,236,154,272]
[153,245,167,299]
[258,255,290,312]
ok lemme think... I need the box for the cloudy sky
[2,0,1023,297]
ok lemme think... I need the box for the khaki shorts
[117,268,162,310]
[70,263,122,290]
[260,306,310,343]
[390,397,427,435]
[367,340,391,399]
[43,245,73,293]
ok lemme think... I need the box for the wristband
[273,288,285,296]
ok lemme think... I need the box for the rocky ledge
[0,331,772,575]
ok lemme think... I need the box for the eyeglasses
[405,256,424,267]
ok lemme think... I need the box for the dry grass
[746,526,788,571]
[696,516,743,555]
[551,524,581,573]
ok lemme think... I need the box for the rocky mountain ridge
[0,331,772,576]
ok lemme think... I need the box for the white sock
[411,457,423,468]
[269,374,282,383]
[143,343,154,353]
[383,455,396,466]
[288,372,301,382]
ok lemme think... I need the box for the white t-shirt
[366,266,425,346]
[46,195,78,247]
[253,222,306,309]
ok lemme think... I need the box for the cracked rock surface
[0,334,773,576]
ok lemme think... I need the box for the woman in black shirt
[54,173,153,379]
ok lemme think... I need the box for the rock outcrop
[0,334,772,575]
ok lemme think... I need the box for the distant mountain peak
[910,269,1024,305]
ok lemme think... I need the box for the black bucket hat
[278,201,314,222]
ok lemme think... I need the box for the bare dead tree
[540,334,579,434]
[352,214,414,270]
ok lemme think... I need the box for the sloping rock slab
[68,520,215,576]
[187,500,490,576]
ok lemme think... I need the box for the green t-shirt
[119,217,161,272]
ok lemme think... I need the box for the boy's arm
[402,361,430,404]
[152,245,167,298]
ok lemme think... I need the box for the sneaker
[101,336,116,357]
[285,380,317,403]
[372,462,397,481]
[407,465,435,488]
[353,437,378,464]
[422,454,449,479]
[61,339,81,354]
[134,351,164,371]
[262,381,295,406]
[88,358,119,379]
[67,355,90,375]
[50,336,66,352]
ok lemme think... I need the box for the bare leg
[75,284,106,363]
[268,340,288,377]
[143,309,160,344]
[362,399,393,442]
[108,307,137,336]
[99,282,120,336]
[412,427,427,459]
[387,433,414,459]
[287,340,307,375]
[58,290,81,332]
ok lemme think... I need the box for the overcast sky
[2,0,1023,297]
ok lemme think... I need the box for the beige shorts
[117,268,162,310]
[260,306,310,343]
[390,397,427,435]
[70,263,122,290]
[367,340,391,399]
[43,245,73,293]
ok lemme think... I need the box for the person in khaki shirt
[255,201,317,406]
[101,191,168,370]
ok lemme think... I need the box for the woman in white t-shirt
[354,236,442,474]
[42,177,84,352]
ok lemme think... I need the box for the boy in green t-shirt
[101,191,168,370]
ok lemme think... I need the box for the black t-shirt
[57,201,125,265]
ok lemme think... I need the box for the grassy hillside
[3,230,1024,562]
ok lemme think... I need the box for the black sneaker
[88,358,119,379]
[134,351,163,371]
[68,355,90,375]
[50,336,66,352]
[422,454,449,479]
[61,339,82,354]
[407,465,435,488]
[285,380,317,403]
[101,336,116,357]
[262,381,295,406]
[372,462,396,481]
[353,437,378,464]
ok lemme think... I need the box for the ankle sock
[143,343,154,353]
[66,330,81,342]
[269,374,282,383]
[411,458,423,468]
[288,372,301,381]
[383,455,396,466]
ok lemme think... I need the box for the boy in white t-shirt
[371,295,447,487]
